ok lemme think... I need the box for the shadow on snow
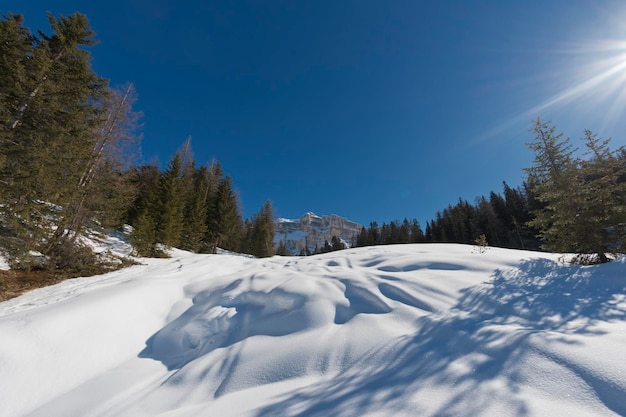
[138,256,626,416]
[251,257,626,417]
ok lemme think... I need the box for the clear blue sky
[6,1,626,225]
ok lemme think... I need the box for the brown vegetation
[0,270,66,302]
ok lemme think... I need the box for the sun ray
[475,36,626,145]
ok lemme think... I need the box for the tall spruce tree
[207,176,242,252]
[574,130,626,261]
[129,165,162,257]
[157,154,185,247]
[524,118,581,254]
[246,200,275,258]
[180,166,209,253]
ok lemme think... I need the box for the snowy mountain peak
[275,213,362,255]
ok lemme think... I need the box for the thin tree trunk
[6,50,64,130]
[78,83,133,189]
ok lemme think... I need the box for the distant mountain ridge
[275,213,362,255]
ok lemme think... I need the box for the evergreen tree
[208,176,243,252]
[246,201,275,257]
[574,130,626,260]
[276,239,289,256]
[524,118,581,255]
[475,196,501,246]
[240,218,254,255]
[0,13,32,136]
[502,182,536,249]
[331,235,345,251]
[0,12,110,269]
[129,165,162,256]
[355,226,369,247]
[180,166,209,252]
[202,161,224,252]
[367,221,380,245]
[157,154,185,247]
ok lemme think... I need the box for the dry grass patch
[0,270,66,302]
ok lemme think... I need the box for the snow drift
[0,244,625,416]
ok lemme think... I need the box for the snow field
[0,244,625,416]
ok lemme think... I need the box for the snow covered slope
[1,244,625,417]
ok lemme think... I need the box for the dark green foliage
[525,118,580,254]
[355,184,540,251]
[314,237,346,254]
[275,240,290,256]
[131,210,163,257]
[331,236,345,251]
[0,14,32,135]
[128,165,162,256]
[243,201,275,258]
[206,176,243,253]
[126,152,248,257]
[157,154,185,247]
[0,12,140,270]
[578,130,626,255]
[321,240,332,253]
[180,165,209,253]
[354,219,425,247]
[525,119,626,262]
[355,226,370,247]
[0,12,264,268]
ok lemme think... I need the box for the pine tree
[129,165,162,256]
[0,13,32,134]
[524,118,581,254]
[157,154,185,247]
[355,226,369,247]
[246,200,275,258]
[276,240,289,256]
[331,235,345,251]
[502,182,536,249]
[207,176,243,252]
[180,166,209,252]
[574,130,626,261]
[202,161,224,252]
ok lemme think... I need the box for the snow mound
[0,244,625,417]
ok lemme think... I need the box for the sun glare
[531,38,626,128]
[476,15,626,145]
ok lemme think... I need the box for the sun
[477,31,626,146]
[529,38,626,131]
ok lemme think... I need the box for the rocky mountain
[275,213,362,255]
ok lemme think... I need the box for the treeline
[0,12,276,273]
[355,119,626,263]
[354,218,424,247]
[353,183,540,250]
[424,181,540,250]
[127,142,276,258]
[291,236,347,256]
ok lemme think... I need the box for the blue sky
[6,1,626,225]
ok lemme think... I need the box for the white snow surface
[1,244,625,417]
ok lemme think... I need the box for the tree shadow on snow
[251,257,626,417]
[463,257,626,334]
